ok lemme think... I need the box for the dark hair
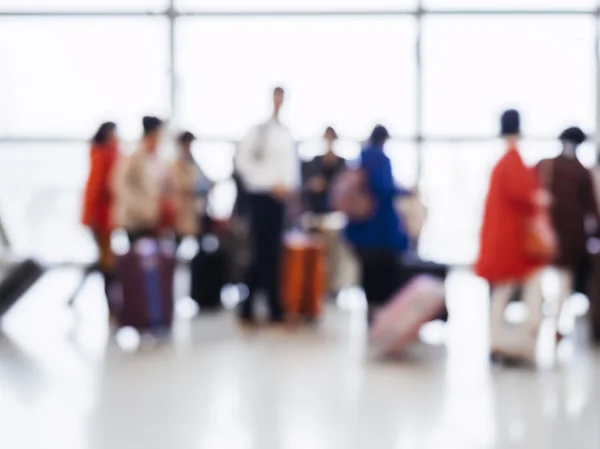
[178,131,196,145]
[500,109,521,136]
[273,86,285,96]
[324,126,338,140]
[91,122,116,145]
[142,116,164,136]
[559,127,586,146]
[369,125,390,146]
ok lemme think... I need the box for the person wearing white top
[235,87,300,324]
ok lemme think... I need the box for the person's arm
[502,152,538,213]
[83,149,104,228]
[280,129,300,193]
[306,158,327,194]
[582,168,600,236]
[364,153,397,200]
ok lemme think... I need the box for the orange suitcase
[281,232,326,321]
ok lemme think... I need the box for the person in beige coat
[114,116,169,243]
[169,131,212,247]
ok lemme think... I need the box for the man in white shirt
[235,87,300,324]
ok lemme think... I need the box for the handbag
[525,160,557,262]
[396,191,427,242]
[525,210,557,261]
[330,168,374,222]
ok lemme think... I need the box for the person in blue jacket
[345,125,410,324]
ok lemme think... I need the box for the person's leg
[68,230,109,307]
[555,267,574,339]
[380,252,401,304]
[174,234,183,252]
[357,250,383,325]
[127,230,141,246]
[95,231,115,306]
[263,196,285,322]
[522,270,544,338]
[239,195,264,321]
[490,282,518,350]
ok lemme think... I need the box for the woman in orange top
[475,110,545,363]
[81,122,119,302]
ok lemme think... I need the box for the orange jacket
[475,147,541,283]
[81,143,118,234]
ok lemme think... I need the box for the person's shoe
[268,314,286,326]
[237,315,258,330]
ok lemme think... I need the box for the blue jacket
[344,145,409,253]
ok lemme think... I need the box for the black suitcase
[0,259,44,317]
[190,235,227,311]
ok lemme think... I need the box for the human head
[324,126,338,150]
[273,86,285,118]
[177,131,196,158]
[369,125,390,147]
[142,116,164,153]
[92,122,117,147]
[500,109,521,142]
[559,127,586,148]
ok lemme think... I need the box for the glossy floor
[0,269,599,449]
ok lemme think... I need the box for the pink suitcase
[369,275,446,355]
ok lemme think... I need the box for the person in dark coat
[537,127,600,341]
[305,127,347,216]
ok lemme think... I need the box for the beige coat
[113,148,166,231]
[168,159,207,236]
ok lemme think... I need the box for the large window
[177,0,416,11]
[177,17,416,140]
[0,143,93,263]
[419,140,598,264]
[0,0,166,11]
[1,3,599,265]
[424,0,595,10]
[422,16,595,138]
[0,18,169,140]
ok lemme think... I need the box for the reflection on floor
[0,269,599,449]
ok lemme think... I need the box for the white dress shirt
[235,118,300,193]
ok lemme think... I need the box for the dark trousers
[126,229,157,245]
[357,250,401,323]
[240,194,285,320]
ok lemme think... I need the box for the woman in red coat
[81,122,119,302]
[475,110,545,363]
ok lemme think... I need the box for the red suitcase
[281,232,327,321]
[112,239,175,331]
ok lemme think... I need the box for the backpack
[330,168,374,222]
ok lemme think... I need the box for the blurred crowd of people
[79,86,600,364]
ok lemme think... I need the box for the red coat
[475,147,541,283]
[81,143,118,234]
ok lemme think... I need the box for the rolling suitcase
[401,252,449,281]
[190,235,226,311]
[281,232,326,321]
[400,252,449,321]
[0,259,44,317]
[113,239,175,331]
[370,275,446,356]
